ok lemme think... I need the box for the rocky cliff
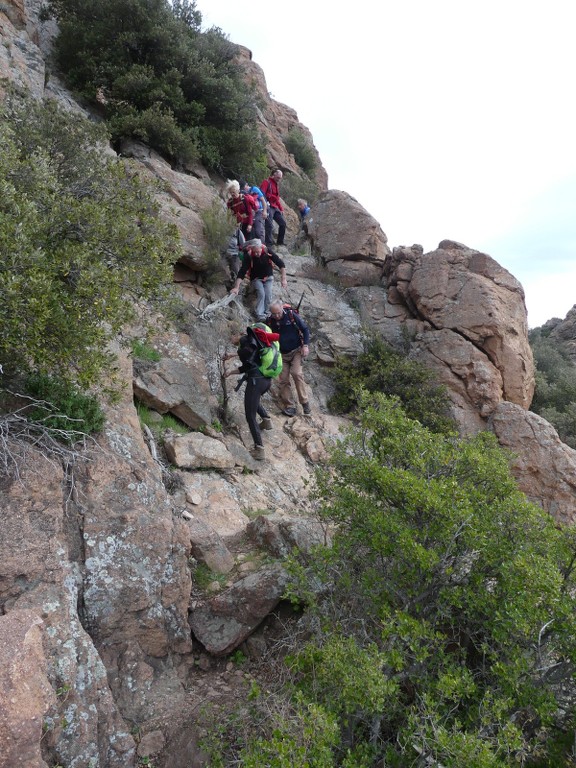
[2,3,576,767]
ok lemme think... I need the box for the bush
[329,332,455,434]
[46,0,266,174]
[23,373,105,437]
[529,328,576,446]
[283,128,317,176]
[0,91,180,388]
[204,393,576,765]
[200,199,237,269]
[280,171,321,211]
[108,103,200,166]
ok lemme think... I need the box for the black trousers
[244,375,272,447]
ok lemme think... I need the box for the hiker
[229,239,287,321]
[267,299,311,416]
[223,179,259,239]
[223,227,246,283]
[260,169,286,248]
[297,198,310,230]
[240,179,267,242]
[223,324,281,461]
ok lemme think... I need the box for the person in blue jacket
[240,180,268,242]
[267,300,311,416]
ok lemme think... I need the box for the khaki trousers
[278,348,308,407]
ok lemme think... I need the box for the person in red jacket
[224,179,259,239]
[260,169,287,248]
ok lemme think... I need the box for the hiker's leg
[253,210,265,241]
[244,377,263,446]
[264,210,274,247]
[256,378,272,419]
[278,350,295,408]
[290,349,309,404]
[274,209,286,246]
[226,253,240,281]
[252,279,266,319]
[263,277,274,317]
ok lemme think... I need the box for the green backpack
[248,323,283,378]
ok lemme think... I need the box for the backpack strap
[284,305,305,345]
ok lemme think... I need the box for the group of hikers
[221,170,312,462]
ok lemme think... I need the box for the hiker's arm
[229,264,248,294]
[229,277,242,295]
[270,252,287,289]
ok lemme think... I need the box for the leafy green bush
[24,374,105,437]
[107,103,200,166]
[200,199,237,266]
[46,0,266,175]
[283,128,317,176]
[529,328,576,447]
[0,91,179,388]
[279,171,320,211]
[329,332,454,434]
[206,393,576,765]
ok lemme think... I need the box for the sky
[198,0,576,328]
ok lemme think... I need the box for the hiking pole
[296,291,305,312]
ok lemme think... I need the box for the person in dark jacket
[229,239,287,321]
[223,326,279,461]
[267,300,311,416]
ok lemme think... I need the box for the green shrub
[0,91,179,389]
[131,340,161,362]
[23,373,105,437]
[135,402,188,438]
[329,332,454,434]
[108,104,200,166]
[280,171,320,211]
[46,0,266,174]
[283,393,576,765]
[529,327,576,446]
[200,199,236,266]
[283,128,317,176]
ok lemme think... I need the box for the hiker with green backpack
[223,323,283,461]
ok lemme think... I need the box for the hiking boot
[302,402,311,415]
[259,417,273,430]
[282,406,296,417]
[250,445,265,461]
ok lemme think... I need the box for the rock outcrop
[489,402,576,525]
[371,240,536,432]
[307,189,391,283]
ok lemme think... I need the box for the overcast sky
[199,0,576,328]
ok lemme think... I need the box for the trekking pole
[296,291,305,312]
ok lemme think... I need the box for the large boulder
[489,402,576,526]
[307,190,391,284]
[189,563,289,656]
[378,240,535,432]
